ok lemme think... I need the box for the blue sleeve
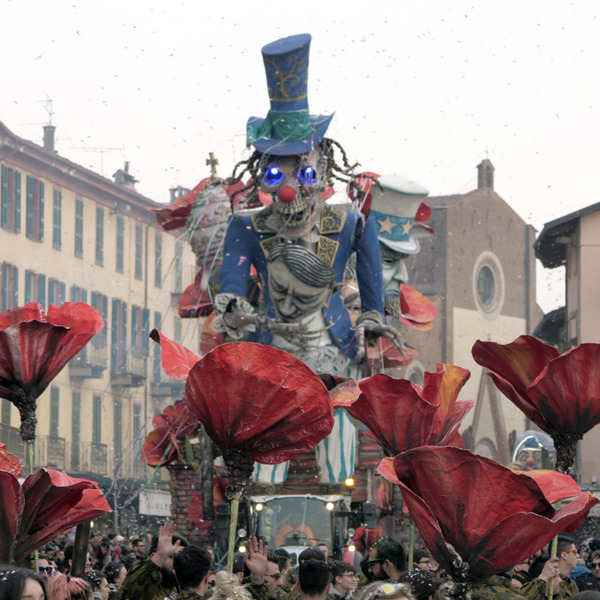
[355,215,384,318]
[219,215,255,299]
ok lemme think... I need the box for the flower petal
[0,443,22,478]
[185,342,334,463]
[141,428,179,467]
[516,469,585,504]
[0,470,24,562]
[388,446,597,580]
[14,487,110,563]
[348,374,438,455]
[149,329,201,380]
[527,343,600,435]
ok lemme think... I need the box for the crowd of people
[3,523,600,600]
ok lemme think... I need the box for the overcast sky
[2,0,598,311]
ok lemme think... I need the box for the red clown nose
[278,185,296,203]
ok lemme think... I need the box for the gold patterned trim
[251,206,277,234]
[320,205,346,235]
[259,236,283,260]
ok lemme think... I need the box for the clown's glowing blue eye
[298,166,317,185]
[264,166,285,186]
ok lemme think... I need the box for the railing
[111,351,147,387]
[34,435,66,470]
[79,441,109,475]
[0,423,25,464]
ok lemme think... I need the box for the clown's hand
[355,317,406,362]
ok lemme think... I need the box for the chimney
[43,125,56,152]
[477,158,494,192]
[113,161,138,190]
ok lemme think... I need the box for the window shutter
[38,274,46,307]
[15,171,21,233]
[12,267,18,307]
[25,270,33,303]
[26,175,33,238]
[39,181,45,242]
[142,308,150,356]
[111,298,118,371]
[1,165,8,229]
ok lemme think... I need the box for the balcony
[111,350,147,388]
[74,441,110,476]
[69,336,108,379]
[150,379,185,398]
[35,435,66,470]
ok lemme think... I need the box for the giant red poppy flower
[142,400,200,467]
[0,442,22,477]
[0,450,110,563]
[346,364,473,455]
[0,302,104,442]
[186,342,335,497]
[472,335,600,473]
[379,446,598,583]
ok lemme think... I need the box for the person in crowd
[84,571,110,600]
[412,552,432,573]
[264,552,284,600]
[132,539,147,562]
[29,555,54,582]
[299,560,331,600]
[329,561,359,599]
[590,552,600,583]
[354,582,415,600]
[367,538,406,582]
[0,567,46,600]
[211,571,253,600]
[47,574,92,600]
[172,545,213,600]
[102,563,126,592]
[63,545,94,576]
[398,570,434,600]
[117,522,187,600]
[317,546,330,563]
[521,537,579,600]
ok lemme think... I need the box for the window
[174,239,183,292]
[116,215,124,273]
[135,224,143,280]
[114,400,122,459]
[48,278,66,306]
[25,270,46,305]
[154,231,162,287]
[95,206,104,266]
[133,404,142,438]
[74,197,84,258]
[50,387,60,438]
[93,395,102,445]
[71,285,88,304]
[91,292,109,348]
[472,251,505,319]
[72,392,81,471]
[1,263,19,310]
[131,305,150,358]
[1,165,21,233]
[111,299,127,373]
[1,399,11,425]
[25,175,44,242]
[52,188,62,250]
[153,311,163,382]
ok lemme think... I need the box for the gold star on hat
[377,215,395,235]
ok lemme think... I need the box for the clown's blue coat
[219,204,384,359]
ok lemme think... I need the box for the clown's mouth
[274,190,312,227]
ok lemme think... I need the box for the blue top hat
[246,33,334,156]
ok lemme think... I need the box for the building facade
[401,159,542,464]
[0,120,197,531]
[535,202,600,486]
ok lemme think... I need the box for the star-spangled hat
[246,33,334,156]
[370,174,429,254]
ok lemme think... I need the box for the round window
[472,251,505,319]
[477,265,495,307]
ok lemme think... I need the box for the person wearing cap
[279,547,327,600]
[117,521,187,600]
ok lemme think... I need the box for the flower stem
[408,517,415,569]
[228,496,240,574]
[548,522,559,600]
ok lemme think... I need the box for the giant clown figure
[212,34,403,490]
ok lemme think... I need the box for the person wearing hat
[118,522,188,600]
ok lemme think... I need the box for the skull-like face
[260,149,324,230]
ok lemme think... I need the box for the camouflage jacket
[520,575,579,600]
[175,592,205,600]
[117,560,176,600]
[471,574,528,600]
[242,575,271,600]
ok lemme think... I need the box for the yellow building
[0,120,198,530]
